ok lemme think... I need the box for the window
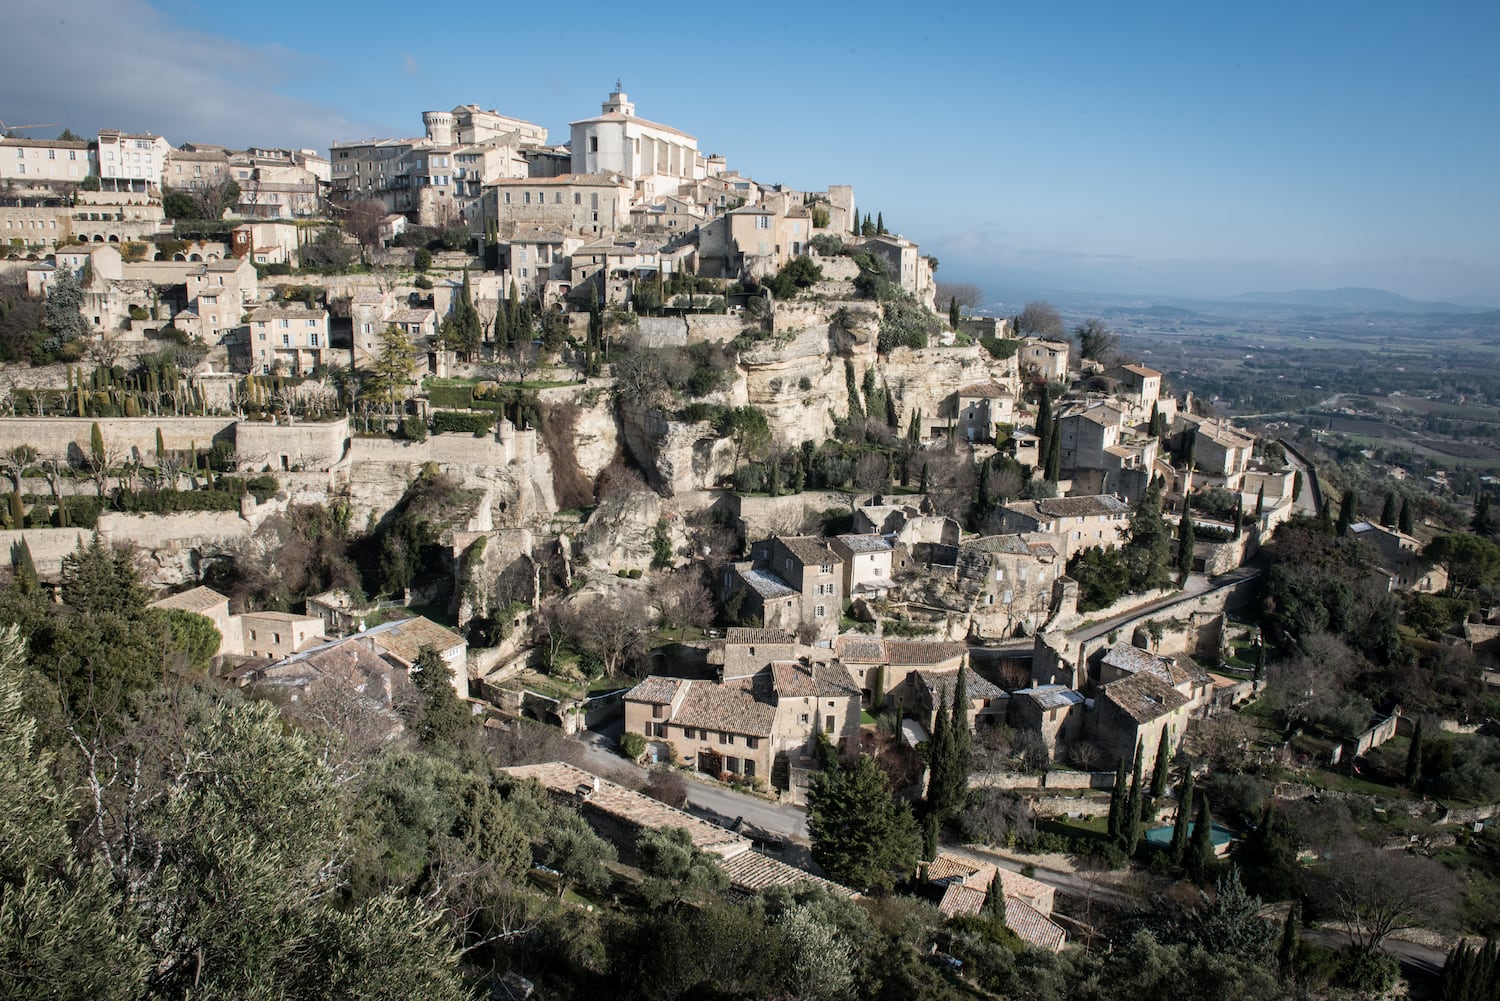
[69,150,76,161]
[574,193,581,205]
[746,736,759,749]
[588,136,598,153]
[744,759,756,779]
[718,732,734,746]
[652,705,663,719]
[756,215,769,230]
[47,150,55,160]
[281,335,290,347]
[682,727,695,740]
[820,563,833,575]
[824,715,834,733]
[725,756,740,774]
[815,605,825,618]
[309,333,319,347]
[279,318,289,328]
[799,714,809,724]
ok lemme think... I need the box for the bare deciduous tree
[342,198,386,261]
[651,570,713,640]
[935,281,984,310]
[1317,844,1456,951]
[1013,300,1064,339]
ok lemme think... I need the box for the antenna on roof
[615,77,622,91]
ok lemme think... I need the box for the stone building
[0,136,97,188]
[997,494,1132,560]
[722,536,844,642]
[622,629,859,797]
[951,382,1015,444]
[1019,338,1070,383]
[243,304,331,375]
[828,533,895,601]
[97,130,172,192]
[569,86,704,200]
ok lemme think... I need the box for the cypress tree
[983,871,1006,920]
[925,687,955,820]
[1188,795,1216,882]
[1292,469,1303,503]
[1233,497,1244,536]
[1399,498,1414,534]
[1474,493,1494,536]
[1317,498,1332,530]
[1169,771,1194,864]
[1406,716,1425,787]
[1177,503,1196,583]
[977,457,991,513]
[1255,485,1265,517]
[919,462,929,495]
[1276,900,1301,979]
[89,422,105,467]
[949,297,960,331]
[1123,739,1144,854]
[1108,757,1129,844]
[1380,491,1397,528]
[875,212,885,235]
[1254,639,1265,682]
[7,490,23,528]
[155,427,165,462]
[1150,724,1172,800]
[1336,489,1357,536]
[951,667,970,784]
[921,812,938,862]
[1044,419,1061,482]
[13,538,39,593]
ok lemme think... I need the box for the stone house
[1097,641,1214,713]
[829,533,895,601]
[952,382,1015,444]
[723,536,844,641]
[862,234,935,307]
[1007,685,1088,761]
[1349,521,1448,593]
[1090,671,1191,773]
[182,256,257,344]
[359,615,470,701]
[1177,416,1255,484]
[96,130,173,192]
[243,304,331,375]
[628,195,705,232]
[622,629,860,797]
[697,204,813,279]
[997,494,1132,560]
[922,850,1067,952]
[239,610,325,661]
[1019,338,1070,383]
[232,635,414,740]
[482,173,632,239]
[1104,363,1162,421]
[149,585,239,655]
[831,636,1000,728]
[959,534,1064,640]
[1056,402,1127,474]
[1,136,97,189]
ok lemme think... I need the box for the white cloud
[6,0,396,149]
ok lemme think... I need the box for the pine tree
[1123,739,1144,854]
[1276,900,1301,979]
[1380,491,1397,528]
[808,754,921,891]
[1169,771,1194,864]
[412,646,473,745]
[1399,498,1414,534]
[1406,716,1425,787]
[1150,724,1171,800]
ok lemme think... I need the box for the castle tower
[422,111,454,146]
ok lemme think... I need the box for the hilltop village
[4,90,1500,1001]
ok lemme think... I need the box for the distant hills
[1220,287,1482,313]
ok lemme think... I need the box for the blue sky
[10,0,1498,302]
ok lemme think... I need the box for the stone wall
[235,419,350,472]
[0,417,234,463]
[1,527,96,580]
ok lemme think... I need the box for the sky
[8,0,1499,303]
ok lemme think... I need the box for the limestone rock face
[577,488,662,572]
[617,403,737,497]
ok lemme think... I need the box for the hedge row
[433,411,496,435]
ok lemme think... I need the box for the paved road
[1074,565,1261,644]
[573,723,811,843]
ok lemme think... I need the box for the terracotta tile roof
[834,533,892,555]
[671,678,776,738]
[1118,363,1161,379]
[1034,494,1130,519]
[1004,895,1068,952]
[503,761,748,856]
[956,382,1014,399]
[624,676,684,705]
[1099,672,1188,724]
[149,585,229,614]
[719,849,856,897]
[916,667,1003,702]
[938,883,988,918]
[834,635,887,662]
[1026,540,1059,559]
[770,661,818,698]
[883,640,968,668]
[777,536,843,567]
[364,616,465,666]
